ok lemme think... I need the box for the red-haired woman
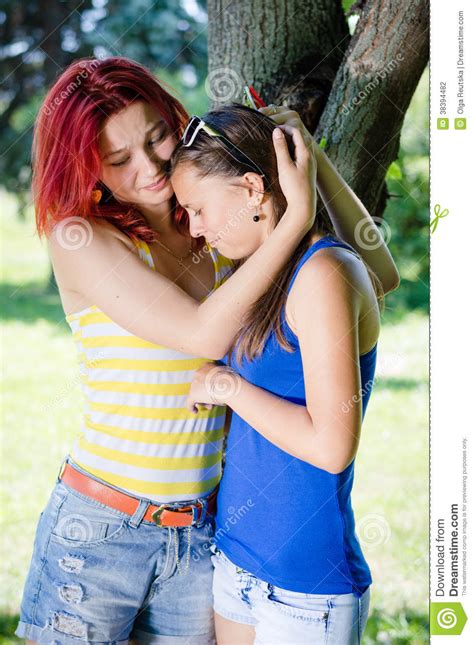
[16,57,398,644]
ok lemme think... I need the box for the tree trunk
[207,0,349,130]
[315,0,429,220]
[207,0,429,221]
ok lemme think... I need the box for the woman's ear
[242,172,265,207]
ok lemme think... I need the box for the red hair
[33,56,190,242]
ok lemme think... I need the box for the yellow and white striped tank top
[66,239,234,503]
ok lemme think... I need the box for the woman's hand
[262,107,400,294]
[271,123,317,234]
[187,363,242,413]
[261,105,321,163]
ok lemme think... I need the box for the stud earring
[91,189,102,204]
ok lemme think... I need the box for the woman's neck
[307,229,328,247]
[139,199,184,238]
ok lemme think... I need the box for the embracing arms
[187,251,370,474]
[49,127,315,360]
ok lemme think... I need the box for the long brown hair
[171,104,383,362]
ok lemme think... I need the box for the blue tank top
[215,235,377,596]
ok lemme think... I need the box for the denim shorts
[15,460,217,644]
[210,544,370,644]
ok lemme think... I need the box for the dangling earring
[253,209,260,223]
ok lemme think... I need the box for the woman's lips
[143,176,168,191]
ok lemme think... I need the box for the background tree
[206,0,429,312]
[207,0,429,222]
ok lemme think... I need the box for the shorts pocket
[263,585,332,624]
[50,490,128,547]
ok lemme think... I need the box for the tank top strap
[206,242,219,272]
[287,235,359,292]
[280,235,360,347]
[133,238,155,270]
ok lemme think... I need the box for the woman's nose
[189,215,205,239]
[140,150,164,177]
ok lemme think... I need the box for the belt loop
[129,499,149,529]
[56,455,68,483]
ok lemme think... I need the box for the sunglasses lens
[182,117,200,146]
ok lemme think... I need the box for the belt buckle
[151,502,202,527]
[151,504,167,526]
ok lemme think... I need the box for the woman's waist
[64,454,222,505]
[69,438,224,503]
[215,529,370,593]
[75,421,225,463]
[217,465,355,523]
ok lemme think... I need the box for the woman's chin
[214,241,250,261]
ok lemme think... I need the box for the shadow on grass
[0,282,67,327]
[0,610,430,644]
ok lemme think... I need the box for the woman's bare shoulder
[47,218,140,302]
[47,218,137,257]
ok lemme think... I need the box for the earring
[253,209,260,222]
[91,189,102,204]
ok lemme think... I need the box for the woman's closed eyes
[110,128,170,167]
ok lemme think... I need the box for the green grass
[1,194,428,642]
[355,308,429,643]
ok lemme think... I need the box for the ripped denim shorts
[15,466,216,644]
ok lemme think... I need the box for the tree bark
[207,0,429,221]
[315,0,429,219]
[207,0,349,130]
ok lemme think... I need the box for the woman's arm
[312,144,400,293]
[187,251,364,474]
[261,106,400,294]
[49,127,316,360]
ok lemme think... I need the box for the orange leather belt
[60,462,217,527]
